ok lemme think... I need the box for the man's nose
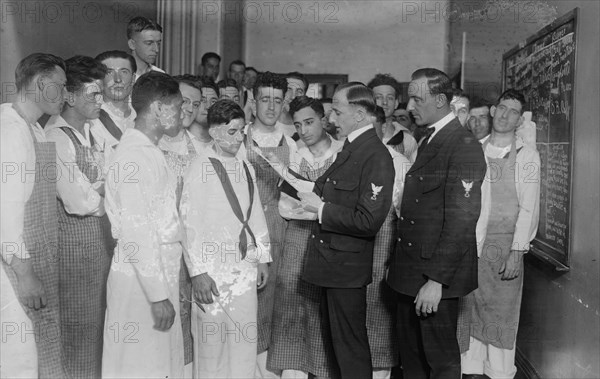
[407,99,415,110]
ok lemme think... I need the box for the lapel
[409,118,461,173]
[314,129,377,190]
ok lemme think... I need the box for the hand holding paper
[299,192,323,213]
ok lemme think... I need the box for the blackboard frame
[501,8,579,271]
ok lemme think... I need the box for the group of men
[1,15,540,379]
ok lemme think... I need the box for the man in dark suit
[386,68,486,379]
[299,82,395,378]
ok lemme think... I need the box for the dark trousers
[397,293,461,379]
[321,287,373,379]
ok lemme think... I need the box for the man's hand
[150,299,176,331]
[10,257,46,310]
[191,273,219,304]
[299,192,323,213]
[414,279,442,317]
[499,250,524,280]
[257,263,269,290]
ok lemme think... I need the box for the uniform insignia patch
[371,183,383,200]
[461,179,473,198]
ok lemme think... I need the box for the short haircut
[374,106,386,125]
[246,67,258,75]
[201,77,219,95]
[469,96,491,110]
[411,68,453,105]
[95,50,137,73]
[497,89,526,113]
[131,71,180,115]
[173,74,202,92]
[452,87,470,103]
[127,16,162,39]
[289,96,324,119]
[201,52,221,65]
[335,82,377,115]
[229,60,246,70]
[64,55,108,93]
[286,71,309,91]
[252,71,287,98]
[217,78,238,89]
[367,73,401,99]
[15,53,66,92]
[207,99,245,127]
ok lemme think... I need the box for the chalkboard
[502,8,578,270]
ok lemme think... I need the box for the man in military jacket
[387,68,486,379]
[300,82,395,378]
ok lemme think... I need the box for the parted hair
[411,68,454,105]
[217,78,238,89]
[127,16,162,39]
[173,74,202,92]
[289,96,324,118]
[201,52,221,65]
[335,82,377,115]
[15,53,66,92]
[131,71,180,114]
[95,50,137,74]
[64,55,108,93]
[207,99,245,127]
[286,71,309,91]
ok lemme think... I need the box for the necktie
[421,127,436,146]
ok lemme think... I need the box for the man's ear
[353,106,366,123]
[149,100,162,118]
[127,39,136,52]
[250,99,257,117]
[207,126,216,139]
[490,105,497,118]
[435,94,446,109]
[65,91,76,106]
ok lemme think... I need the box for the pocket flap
[333,179,359,191]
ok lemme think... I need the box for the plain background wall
[0,0,157,103]
[242,0,448,83]
[449,1,599,377]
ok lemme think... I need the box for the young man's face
[209,118,245,157]
[39,67,67,115]
[373,85,399,119]
[467,106,491,140]
[196,87,219,125]
[392,108,413,129]
[451,95,470,126]
[158,93,184,137]
[228,64,245,87]
[330,89,358,138]
[407,77,440,126]
[128,30,162,67]
[243,70,258,90]
[293,106,327,147]
[219,86,240,104]
[68,80,104,120]
[255,87,284,127]
[101,57,135,102]
[285,78,306,103]
[491,99,523,134]
[179,83,202,128]
[202,57,220,81]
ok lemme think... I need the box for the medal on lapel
[461,179,473,198]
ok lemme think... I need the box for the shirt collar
[427,112,456,141]
[347,123,373,143]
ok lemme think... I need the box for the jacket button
[407,174,412,178]
[400,216,404,221]
[311,234,315,238]
[397,237,402,242]
[415,199,419,203]
[320,196,325,201]
[408,242,412,247]
[319,240,324,243]
[410,220,415,225]
[333,180,337,185]
[326,178,330,182]
[419,176,424,181]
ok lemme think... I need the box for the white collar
[347,123,373,143]
[427,112,455,141]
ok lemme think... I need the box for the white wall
[242,0,449,83]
